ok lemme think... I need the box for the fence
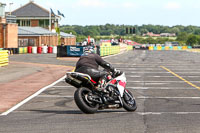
[0,50,9,67]
[100,46,120,56]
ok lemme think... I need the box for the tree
[176,32,188,42]
[186,34,198,46]
[194,29,200,35]
[170,27,180,34]
[63,30,77,35]
[140,29,149,35]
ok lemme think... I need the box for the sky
[2,0,200,26]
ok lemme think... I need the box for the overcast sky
[2,0,200,26]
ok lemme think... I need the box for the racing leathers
[75,53,115,90]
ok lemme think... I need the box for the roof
[12,1,50,17]
[18,27,57,36]
[0,2,6,6]
[60,32,75,38]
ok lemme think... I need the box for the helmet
[84,46,95,54]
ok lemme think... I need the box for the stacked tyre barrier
[4,46,58,54]
[19,47,28,54]
[149,46,192,51]
[0,50,9,67]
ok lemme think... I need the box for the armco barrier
[165,46,169,50]
[149,46,192,51]
[157,46,162,50]
[0,50,9,67]
[149,46,154,50]
[173,46,178,50]
[178,46,182,50]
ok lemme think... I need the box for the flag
[57,10,65,17]
[50,8,55,16]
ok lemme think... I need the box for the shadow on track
[29,109,127,114]
[30,109,83,114]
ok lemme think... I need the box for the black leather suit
[75,53,114,82]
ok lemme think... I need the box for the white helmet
[84,46,95,54]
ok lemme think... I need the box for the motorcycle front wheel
[122,89,137,111]
[74,87,99,114]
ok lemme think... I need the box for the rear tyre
[74,87,99,114]
[122,89,137,111]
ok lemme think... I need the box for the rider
[75,46,116,92]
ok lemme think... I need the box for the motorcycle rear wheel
[122,89,137,111]
[74,87,99,114]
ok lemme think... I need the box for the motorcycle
[65,70,137,114]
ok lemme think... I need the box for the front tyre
[74,87,99,114]
[122,89,137,111]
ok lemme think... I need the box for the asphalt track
[1,50,200,133]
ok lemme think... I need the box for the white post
[9,3,13,15]
[49,9,51,31]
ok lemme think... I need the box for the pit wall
[149,46,192,50]
[0,50,9,67]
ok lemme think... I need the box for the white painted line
[0,75,67,116]
[126,87,196,90]
[137,96,200,99]
[136,112,200,115]
[128,64,200,66]
[51,86,197,90]
[128,69,200,71]
[171,72,200,74]
[137,112,162,115]
[38,95,73,98]
[127,81,200,83]
[131,72,200,73]
[186,76,200,77]
[128,76,200,78]
[127,82,169,85]
[146,76,200,78]
[129,76,141,77]
[131,72,170,73]
[143,76,169,78]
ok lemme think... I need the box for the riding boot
[96,76,108,93]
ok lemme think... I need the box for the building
[160,33,176,37]
[0,2,18,48]
[142,32,160,37]
[12,1,76,46]
[143,32,176,37]
[18,27,58,47]
[11,1,59,31]
[1,1,76,48]
[60,32,76,45]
